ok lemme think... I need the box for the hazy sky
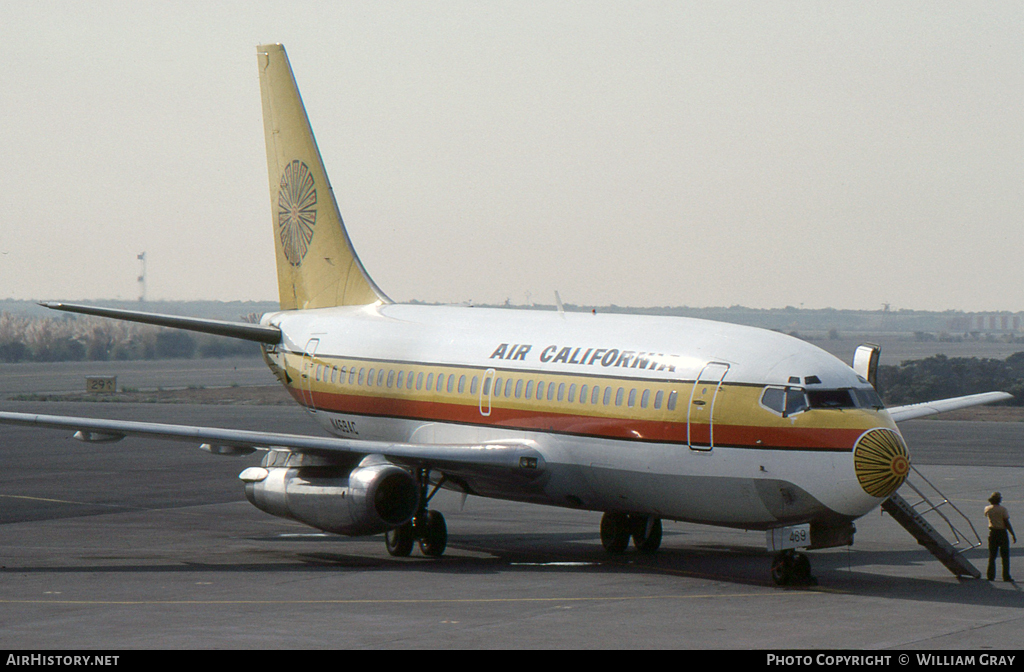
[1,2,1021,311]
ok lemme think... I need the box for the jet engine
[240,455,419,536]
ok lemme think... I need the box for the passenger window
[640,389,649,408]
[667,390,678,410]
[515,379,523,398]
[458,375,467,394]
[654,390,663,409]
[416,372,424,390]
[591,386,601,404]
[358,368,366,385]
[396,370,404,388]
[387,370,395,388]
[628,389,637,407]
[349,368,356,385]
[536,381,545,400]
[447,375,455,393]
[505,378,514,398]
[407,371,416,389]
[615,387,624,406]
[426,373,434,390]
[557,383,565,402]
[494,377,503,398]
[579,384,588,404]
[568,383,576,403]
[377,369,385,387]
[548,382,556,401]
[525,380,534,399]
[482,378,491,396]
[470,376,479,395]
[368,368,376,386]
[603,387,612,405]
[436,373,445,392]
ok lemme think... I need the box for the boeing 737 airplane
[0,45,1010,585]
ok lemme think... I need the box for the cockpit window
[807,389,856,409]
[761,386,808,417]
[761,387,785,414]
[767,385,883,413]
[853,387,884,409]
[785,388,808,415]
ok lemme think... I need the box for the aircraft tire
[770,551,793,586]
[771,551,815,586]
[417,510,447,557]
[630,516,662,554]
[600,512,631,554]
[385,522,414,557]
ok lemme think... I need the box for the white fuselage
[260,303,907,531]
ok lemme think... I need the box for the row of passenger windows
[312,362,679,411]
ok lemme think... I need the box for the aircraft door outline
[479,368,495,416]
[300,338,320,413]
[687,361,730,451]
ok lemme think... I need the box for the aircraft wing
[0,411,545,479]
[886,391,1013,422]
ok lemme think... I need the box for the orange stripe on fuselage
[289,386,865,452]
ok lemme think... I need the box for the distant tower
[137,252,147,302]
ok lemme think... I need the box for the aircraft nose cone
[853,428,911,498]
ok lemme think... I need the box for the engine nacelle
[240,457,418,536]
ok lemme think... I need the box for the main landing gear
[600,512,663,554]
[385,467,448,558]
[770,550,816,586]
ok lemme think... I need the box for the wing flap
[0,411,544,475]
[886,391,1012,422]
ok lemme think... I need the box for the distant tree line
[877,353,1024,406]
[3,312,1023,406]
[0,312,258,363]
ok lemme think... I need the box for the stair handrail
[899,465,983,555]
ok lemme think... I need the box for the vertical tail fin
[257,44,389,310]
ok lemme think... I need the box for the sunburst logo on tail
[278,159,317,266]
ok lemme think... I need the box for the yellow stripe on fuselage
[270,350,889,451]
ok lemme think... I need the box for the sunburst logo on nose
[854,428,910,498]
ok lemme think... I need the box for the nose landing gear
[771,550,815,586]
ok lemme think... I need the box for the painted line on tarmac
[0,494,134,509]
[0,592,817,606]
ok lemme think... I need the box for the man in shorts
[985,492,1016,582]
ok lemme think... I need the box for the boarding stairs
[881,466,983,579]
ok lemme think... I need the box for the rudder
[257,43,388,310]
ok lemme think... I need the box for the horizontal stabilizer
[887,391,1012,422]
[40,302,281,345]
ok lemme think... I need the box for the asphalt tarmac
[0,361,1022,649]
